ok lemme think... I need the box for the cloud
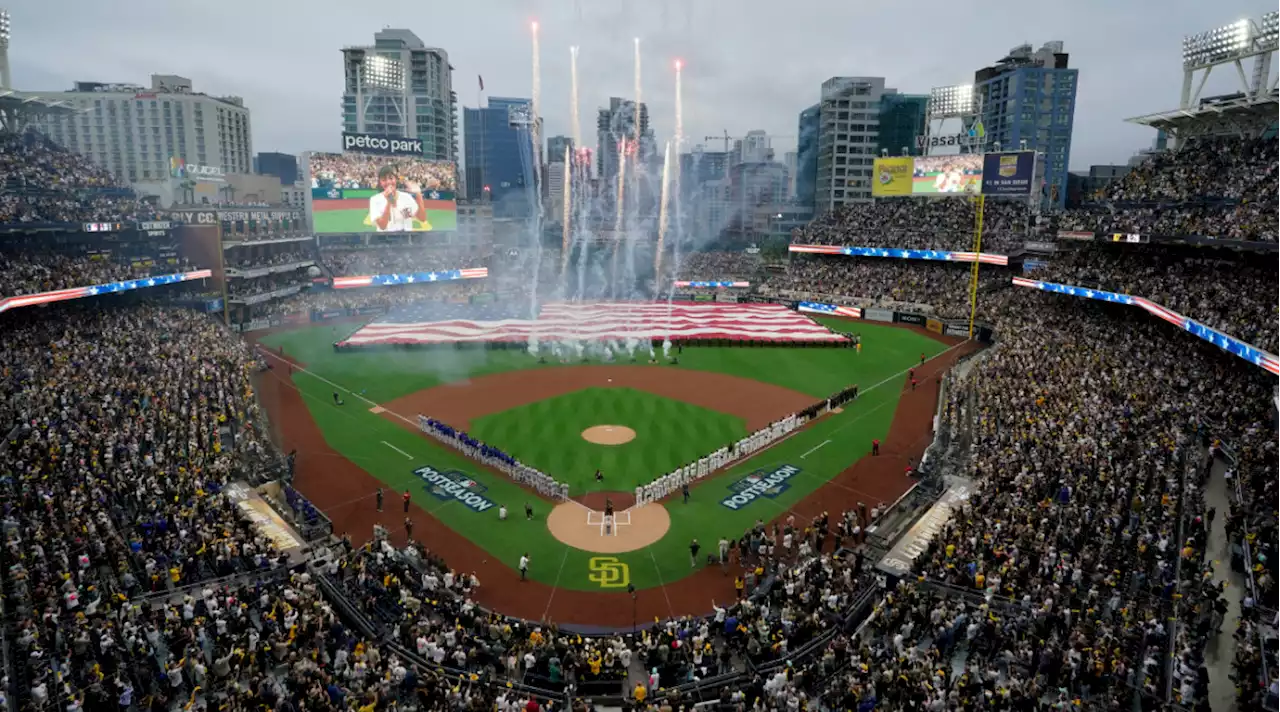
[8,0,1276,170]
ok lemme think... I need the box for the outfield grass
[260,318,948,590]
[469,387,748,494]
[312,207,458,233]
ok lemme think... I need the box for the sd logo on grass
[720,465,802,510]
[588,557,630,589]
[414,466,496,513]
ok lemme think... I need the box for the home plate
[369,405,386,414]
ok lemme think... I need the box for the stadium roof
[0,89,80,114]
[1126,91,1279,141]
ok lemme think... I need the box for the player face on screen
[379,169,399,195]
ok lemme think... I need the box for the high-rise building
[547,135,573,163]
[679,147,731,199]
[463,96,535,219]
[814,76,899,213]
[341,29,456,162]
[30,75,252,184]
[736,130,773,164]
[727,161,789,235]
[545,162,567,222]
[679,146,731,239]
[256,152,298,185]
[972,41,1077,208]
[877,94,927,157]
[795,104,820,211]
[595,97,654,183]
[782,152,798,200]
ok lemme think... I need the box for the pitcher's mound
[581,425,636,445]
[547,501,671,553]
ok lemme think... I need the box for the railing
[1164,430,1195,706]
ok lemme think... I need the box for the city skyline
[6,0,1276,172]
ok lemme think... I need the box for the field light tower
[0,9,11,91]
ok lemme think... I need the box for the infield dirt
[250,333,977,628]
[378,365,816,433]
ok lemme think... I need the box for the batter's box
[586,510,631,536]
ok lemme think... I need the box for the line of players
[635,413,802,505]
[416,415,569,499]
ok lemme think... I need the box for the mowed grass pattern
[468,387,748,494]
[261,318,953,590]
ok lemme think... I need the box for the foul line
[382,441,413,459]
[256,365,469,528]
[258,348,414,425]
[632,339,970,511]
[540,547,572,621]
[260,347,584,511]
[800,440,831,459]
[647,548,676,620]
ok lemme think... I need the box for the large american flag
[339,302,848,346]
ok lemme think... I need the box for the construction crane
[697,131,798,239]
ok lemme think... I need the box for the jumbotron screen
[911,154,984,196]
[308,150,458,233]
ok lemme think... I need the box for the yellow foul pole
[967,194,985,338]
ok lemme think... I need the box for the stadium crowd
[310,153,458,193]
[226,249,316,271]
[1058,137,1277,242]
[0,130,156,224]
[320,246,492,277]
[0,248,200,297]
[791,199,1034,253]
[764,255,1008,317]
[0,119,1273,712]
[1038,244,1278,353]
[671,252,762,282]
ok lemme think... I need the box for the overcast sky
[9,0,1275,170]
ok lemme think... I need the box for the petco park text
[414,466,496,513]
[720,465,802,510]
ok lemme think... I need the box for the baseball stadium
[0,5,1276,712]
[250,307,972,621]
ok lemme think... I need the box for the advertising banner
[912,154,984,196]
[789,244,1009,266]
[864,307,894,323]
[341,132,425,156]
[238,318,273,332]
[876,482,970,577]
[309,150,458,233]
[1057,230,1095,241]
[797,302,862,318]
[871,157,914,197]
[979,151,1035,196]
[943,321,970,338]
[896,312,927,326]
[926,318,943,334]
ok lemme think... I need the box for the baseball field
[251,316,974,628]
[311,193,459,233]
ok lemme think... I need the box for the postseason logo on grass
[720,465,802,510]
[414,466,496,513]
